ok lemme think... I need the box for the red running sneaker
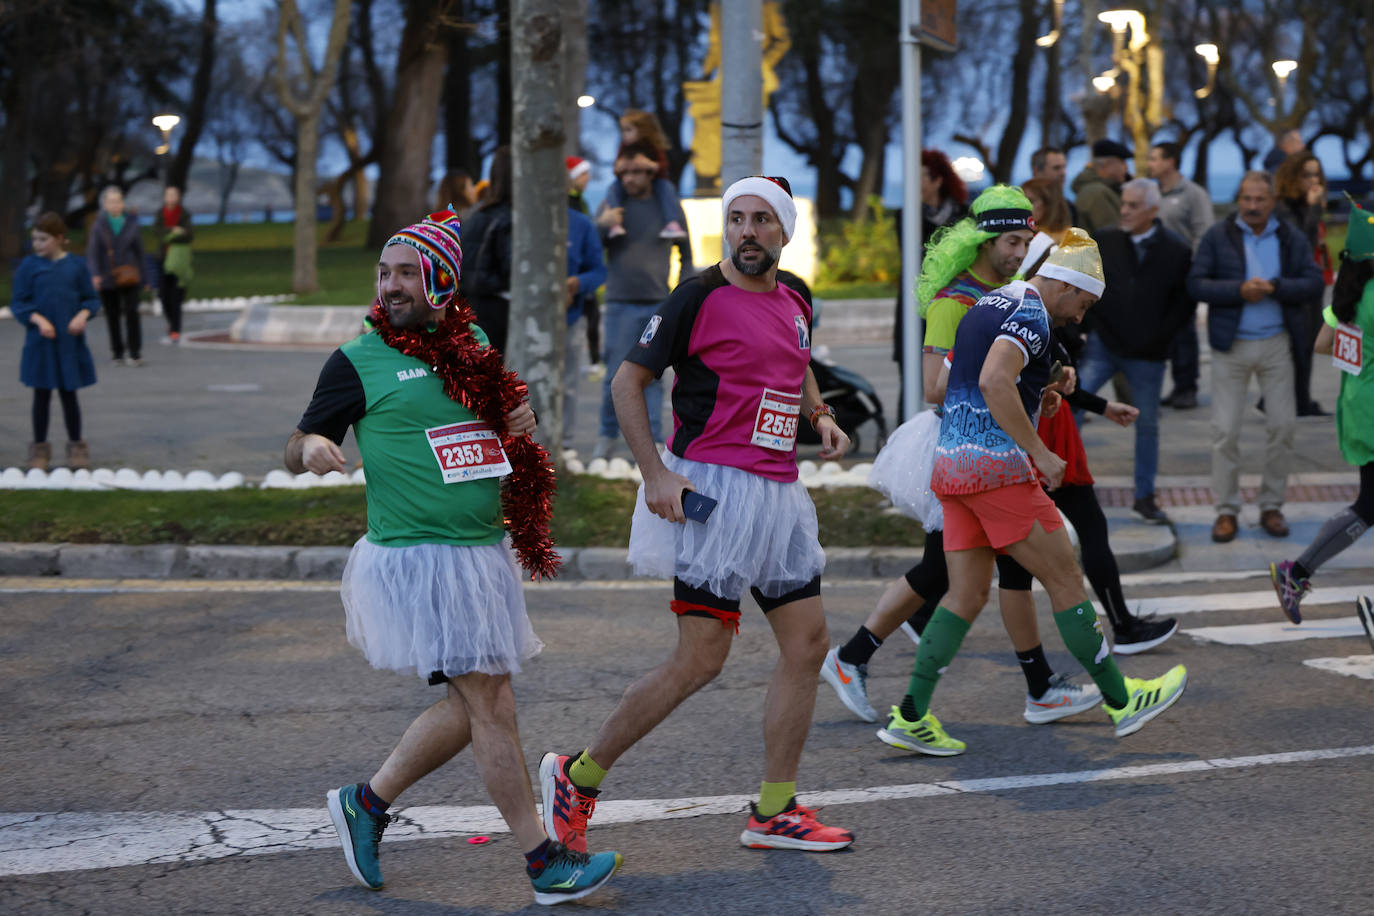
[539,752,598,854]
[739,799,854,851]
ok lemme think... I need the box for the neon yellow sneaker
[1105,665,1188,737]
[876,706,966,756]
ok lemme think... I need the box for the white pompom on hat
[722,175,797,242]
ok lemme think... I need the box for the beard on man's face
[729,240,780,277]
[384,292,429,329]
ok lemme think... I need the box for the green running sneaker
[1105,664,1188,737]
[876,706,966,756]
[326,784,389,890]
[529,842,622,906]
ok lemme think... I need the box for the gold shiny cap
[1038,227,1105,297]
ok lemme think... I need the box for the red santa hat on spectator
[566,157,591,181]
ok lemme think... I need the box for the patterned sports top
[931,280,1053,495]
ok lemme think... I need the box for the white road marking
[3,744,1373,877]
[1304,655,1374,680]
[1135,586,1372,617]
[1185,617,1366,645]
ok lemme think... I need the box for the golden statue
[684,2,791,196]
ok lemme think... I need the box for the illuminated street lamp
[1094,9,1159,171]
[576,94,595,109]
[1194,43,1219,99]
[151,113,181,156]
[1271,58,1298,107]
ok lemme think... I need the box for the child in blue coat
[11,212,100,470]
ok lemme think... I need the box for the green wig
[916,184,1033,316]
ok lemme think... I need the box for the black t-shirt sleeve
[623,269,716,379]
[297,348,366,444]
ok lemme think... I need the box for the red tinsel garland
[367,298,562,580]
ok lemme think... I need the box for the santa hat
[566,156,591,181]
[384,209,464,310]
[722,175,797,241]
[1036,227,1105,297]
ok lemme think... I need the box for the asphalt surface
[3,572,1374,914]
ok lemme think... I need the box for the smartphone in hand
[681,489,718,523]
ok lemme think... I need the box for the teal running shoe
[529,842,622,906]
[326,784,389,890]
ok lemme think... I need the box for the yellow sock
[757,780,796,818]
[568,750,607,790]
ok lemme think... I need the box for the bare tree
[167,0,218,192]
[507,0,567,460]
[274,0,351,294]
[367,0,457,247]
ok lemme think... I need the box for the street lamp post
[1094,9,1162,173]
[1271,59,1298,115]
[1194,43,1219,99]
[151,113,181,185]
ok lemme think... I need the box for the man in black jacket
[1080,178,1195,523]
[1187,171,1324,543]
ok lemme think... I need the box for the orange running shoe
[539,752,598,854]
[739,799,854,851]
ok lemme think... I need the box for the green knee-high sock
[1053,600,1129,708]
[898,607,970,721]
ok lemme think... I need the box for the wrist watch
[808,403,836,429]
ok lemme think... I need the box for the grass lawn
[0,476,924,549]
[814,281,899,300]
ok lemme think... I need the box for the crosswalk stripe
[4,743,1374,877]
[1303,655,1374,679]
[1135,586,1372,617]
[1184,617,1366,645]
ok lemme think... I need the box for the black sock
[1016,645,1054,699]
[906,602,936,636]
[525,838,554,874]
[837,626,882,666]
[1292,561,1314,580]
[899,694,921,721]
[359,781,391,816]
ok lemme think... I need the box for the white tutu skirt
[340,538,543,679]
[867,409,944,530]
[627,453,826,599]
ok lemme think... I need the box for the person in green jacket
[1271,199,1374,630]
[153,185,193,344]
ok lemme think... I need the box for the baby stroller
[776,270,888,454]
[796,357,888,454]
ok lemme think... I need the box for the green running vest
[341,330,505,546]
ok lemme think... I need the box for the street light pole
[899,0,922,419]
[151,113,181,186]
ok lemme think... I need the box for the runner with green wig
[917,184,1037,316]
[827,185,1108,743]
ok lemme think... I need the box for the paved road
[4,571,1373,913]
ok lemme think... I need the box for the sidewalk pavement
[1,297,1366,581]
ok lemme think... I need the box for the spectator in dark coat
[460,147,513,355]
[86,185,148,365]
[1079,178,1195,523]
[1187,171,1324,544]
[1275,151,1332,416]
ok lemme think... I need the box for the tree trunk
[274,0,351,294]
[293,112,321,293]
[444,3,476,172]
[560,0,587,157]
[991,0,1038,183]
[168,0,218,192]
[368,2,452,247]
[849,117,887,221]
[508,0,567,463]
[497,0,513,147]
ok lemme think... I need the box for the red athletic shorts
[938,481,1064,552]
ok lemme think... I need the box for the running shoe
[876,706,965,756]
[529,842,622,906]
[739,798,854,851]
[1270,560,1311,624]
[1105,665,1188,737]
[1356,596,1374,653]
[1113,616,1179,655]
[1023,673,1103,724]
[326,783,390,890]
[539,752,598,854]
[820,647,879,722]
